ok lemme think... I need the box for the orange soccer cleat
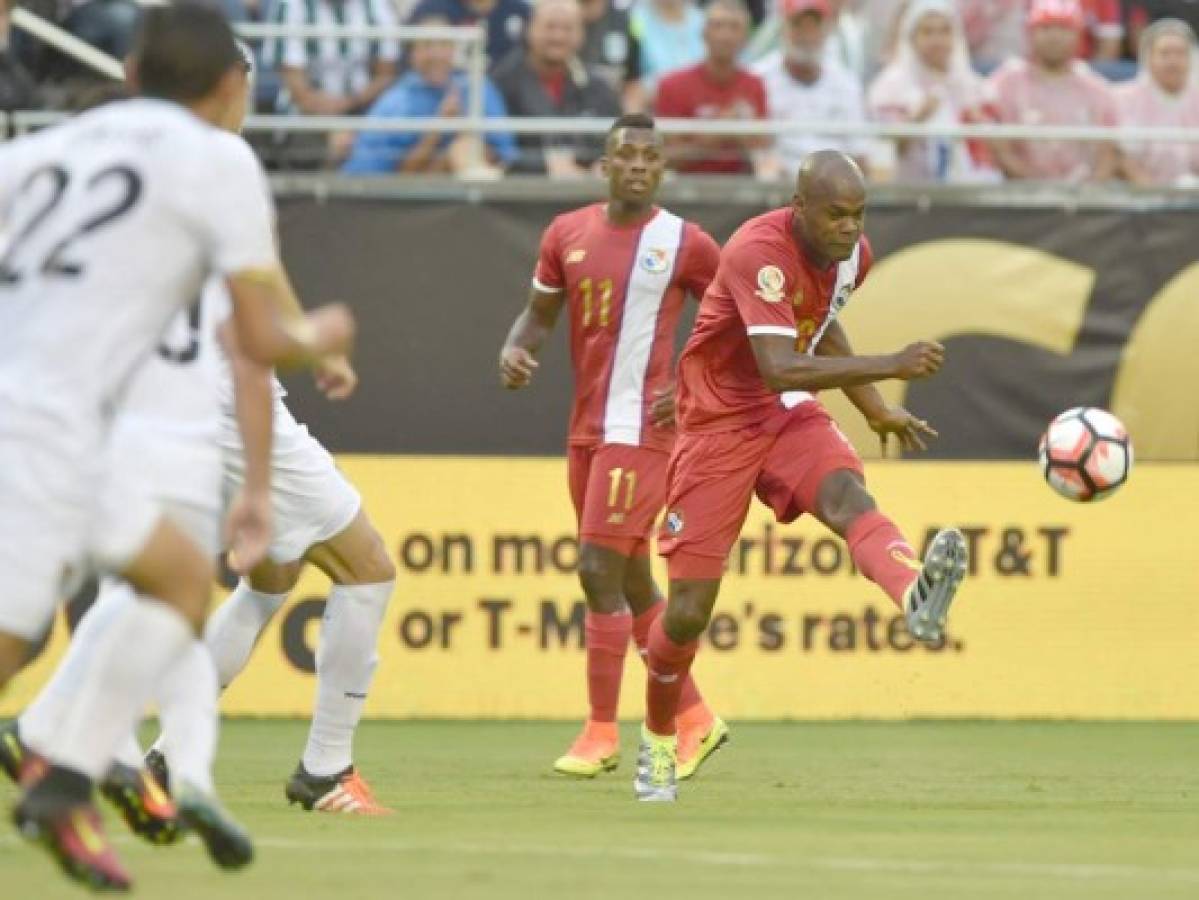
[285,763,393,816]
[553,720,621,778]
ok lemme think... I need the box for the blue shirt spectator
[405,0,531,67]
[342,69,516,174]
[631,0,704,87]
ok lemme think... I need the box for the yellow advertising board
[6,457,1198,719]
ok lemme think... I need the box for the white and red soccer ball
[1038,407,1133,502]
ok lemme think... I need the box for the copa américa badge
[755,265,786,303]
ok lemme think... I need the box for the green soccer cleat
[677,716,730,781]
[175,783,254,870]
[633,724,678,803]
[904,527,969,645]
[99,762,181,846]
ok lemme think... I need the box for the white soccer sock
[301,581,393,777]
[50,598,193,781]
[203,581,288,688]
[19,579,133,757]
[157,640,219,795]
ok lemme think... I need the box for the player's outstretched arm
[749,332,944,393]
[817,320,939,453]
[218,319,274,574]
[226,269,355,369]
[499,288,565,389]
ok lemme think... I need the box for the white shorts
[221,400,361,565]
[0,428,160,642]
[103,420,224,559]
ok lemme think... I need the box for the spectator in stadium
[580,0,644,111]
[958,0,1025,72]
[654,0,774,177]
[629,0,704,89]
[1124,1,1199,56]
[744,0,866,80]
[405,0,530,67]
[267,0,400,115]
[754,0,869,179]
[342,14,516,176]
[986,0,1120,182]
[868,0,996,183]
[1117,18,1199,186]
[0,0,36,116]
[492,0,622,177]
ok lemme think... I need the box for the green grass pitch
[2,720,1197,899]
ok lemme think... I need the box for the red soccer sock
[585,611,632,723]
[633,602,706,716]
[644,616,699,737]
[846,510,921,610]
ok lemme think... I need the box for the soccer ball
[1038,407,1133,502]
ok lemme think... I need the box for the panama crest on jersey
[640,247,672,274]
[665,510,685,535]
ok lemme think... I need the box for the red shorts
[658,403,864,579]
[568,443,670,557]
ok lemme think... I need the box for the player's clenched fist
[500,346,539,389]
[891,340,945,380]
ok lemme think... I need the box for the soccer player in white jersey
[1,43,278,868]
[0,6,354,889]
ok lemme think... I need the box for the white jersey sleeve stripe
[747,325,799,338]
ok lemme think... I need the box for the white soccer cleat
[904,528,968,644]
[633,724,678,803]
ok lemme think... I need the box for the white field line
[3,833,1198,884]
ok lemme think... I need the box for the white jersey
[0,99,277,447]
[119,277,231,446]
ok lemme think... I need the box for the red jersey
[654,64,768,175]
[534,203,720,452]
[677,207,873,434]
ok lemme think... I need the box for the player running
[144,330,398,817]
[500,114,726,779]
[633,151,968,802]
[0,5,354,888]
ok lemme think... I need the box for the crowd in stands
[3,0,1199,185]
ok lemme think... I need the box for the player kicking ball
[500,115,727,779]
[634,151,968,802]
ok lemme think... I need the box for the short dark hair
[608,113,656,138]
[132,3,244,103]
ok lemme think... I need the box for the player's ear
[599,153,611,178]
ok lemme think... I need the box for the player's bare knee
[664,584,715,643]
[248,558,302,594]
[621,563,660,616]
[343,526,396,585]
[816,470,876,537]
[578,543,627,614]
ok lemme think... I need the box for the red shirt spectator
[655,0,768,175]
[985,0,1120,181]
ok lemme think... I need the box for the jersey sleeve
[679,224,720,300]
[725,239,798,337]
[531,217,565,293]
[191,136,279,276]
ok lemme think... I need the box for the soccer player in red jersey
[633,150,969,801]
[499,114,727,780]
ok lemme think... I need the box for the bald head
[796,150,866,205]
[791,151,867,265]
